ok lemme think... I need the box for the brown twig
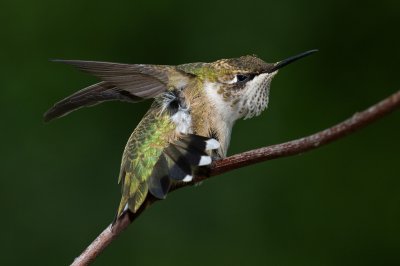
[71,90,400,266]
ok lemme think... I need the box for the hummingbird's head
[203,50,318,121]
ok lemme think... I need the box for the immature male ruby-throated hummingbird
[45,50,317,218]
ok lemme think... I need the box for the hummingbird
[44,50,317,218]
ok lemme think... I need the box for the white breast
[204,81,235,156]
[161,91,193,134]
[204,82,239,123]
[171,107,193,134]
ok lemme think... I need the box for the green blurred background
[1,0,400,265]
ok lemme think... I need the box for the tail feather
[164,146,193,181]
[115,134,220,220]
[160,134,220,183]
[147,154,171,199]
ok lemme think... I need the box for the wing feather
[45,59,190,122]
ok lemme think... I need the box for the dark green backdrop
[1,0,400,265]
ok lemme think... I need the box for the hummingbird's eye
[236,74,249,82]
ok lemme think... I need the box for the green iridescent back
[117,103,175,215]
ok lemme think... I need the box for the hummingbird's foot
[211,153,223,161]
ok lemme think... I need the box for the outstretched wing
[44,60,190,122]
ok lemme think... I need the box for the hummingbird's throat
[240,72,275,119]
[204,72,275,122]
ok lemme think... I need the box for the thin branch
[71,90,400,266]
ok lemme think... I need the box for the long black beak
[266,49,318,73]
